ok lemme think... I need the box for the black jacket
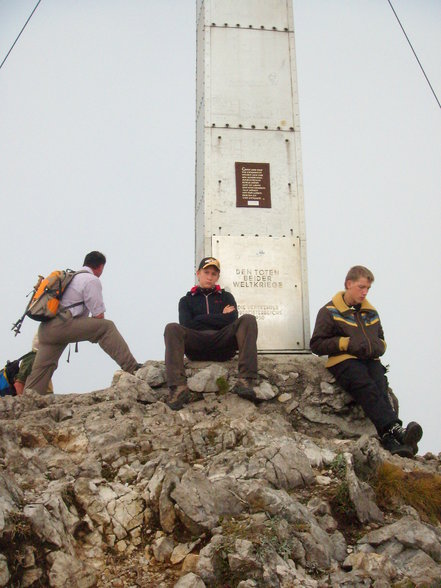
[179,286,238,331]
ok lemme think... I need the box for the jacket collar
[332,291,376,314]
[190,285,221,296]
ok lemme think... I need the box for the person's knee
[238,314,257,329]
[164,322,183,339]
[100,318,116,334]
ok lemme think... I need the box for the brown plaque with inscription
[235,162,271,208]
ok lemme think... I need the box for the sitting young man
[310,265,423,457]
[164,257,258,410]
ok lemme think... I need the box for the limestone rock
[152,535,175,562]
[137,362,167,388]
[47,551,97,588]
[331,530,348,562]
[344,452,384,524]
[174,572,206,588]
[21,567,43,588]
[343,552,398,581]
[23,503,65,548]
[196,535,225,584]
[254,380,277,400]
[297,437,336,468]
[247,438,314,489]
[112,371,156,403]
[171,470,243,533]
[359,516,441,562]
[0,555,10,587]
[277,393,292,403]
[0,355,438,587]
[284,398,299,413]
[0,471,23,533]
[181,553,199,573]
[187,365,228,393]
[170,540,200,564]
[392,548,441,585]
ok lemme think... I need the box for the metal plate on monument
[212,236,304,351]
[235,162,271,208]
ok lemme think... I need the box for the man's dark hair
[83,251,106,269]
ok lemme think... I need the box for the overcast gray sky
[1,1,440,454]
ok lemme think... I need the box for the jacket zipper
[355,311,372,354]
[204,292,212,314]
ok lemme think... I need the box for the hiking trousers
[164,314,258,387]
[329,359,400,435]
[25,311,138,395]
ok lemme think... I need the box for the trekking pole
[11,275,44,336]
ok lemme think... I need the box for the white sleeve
[83,278,106,317]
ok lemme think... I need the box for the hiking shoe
[389,421,423,456]
[380,432,414,458]
[166,385,190,411]
[234,378,260,404]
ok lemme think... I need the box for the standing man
[25,251,141,395]
[310,265,423,457]
[164,257,258,410]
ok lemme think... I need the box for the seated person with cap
[164,256,259,410]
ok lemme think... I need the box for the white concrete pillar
[196,0,309,351]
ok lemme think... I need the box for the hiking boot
[234,378,260,404]
[166,385,190,411]
[389,422,423,456]
[380,432,414,458]
[128,363,144,374]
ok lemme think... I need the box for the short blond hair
[344,266,374,289]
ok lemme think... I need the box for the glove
[348,339,369,359]
[371,339,386,358]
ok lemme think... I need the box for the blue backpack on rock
[0,353,33,397]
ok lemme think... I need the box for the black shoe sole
[236,389,263,405]
[403,422,423,455]
[389,444,414,458]
[166,390,190,411]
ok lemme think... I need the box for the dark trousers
[329,359,399,435]
[164,314,258,387]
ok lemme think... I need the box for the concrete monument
[195,0,309,351]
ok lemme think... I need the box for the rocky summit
[0,355,440,588]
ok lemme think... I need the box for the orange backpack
[12,269,87,335]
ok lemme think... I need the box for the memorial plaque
[212,236,305,351]
[235,162,271,208]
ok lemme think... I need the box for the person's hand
[14,381,24,396]
[348,339,369,359]
[223,305,235,314]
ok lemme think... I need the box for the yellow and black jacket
[310,292,386,368]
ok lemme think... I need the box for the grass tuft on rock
[216,376,229,395]
[328,453,359,528]
[373,462,441,524]
[214,514,308,585]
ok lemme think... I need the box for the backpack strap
[59,269,94,313]
[62,301,85,311]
